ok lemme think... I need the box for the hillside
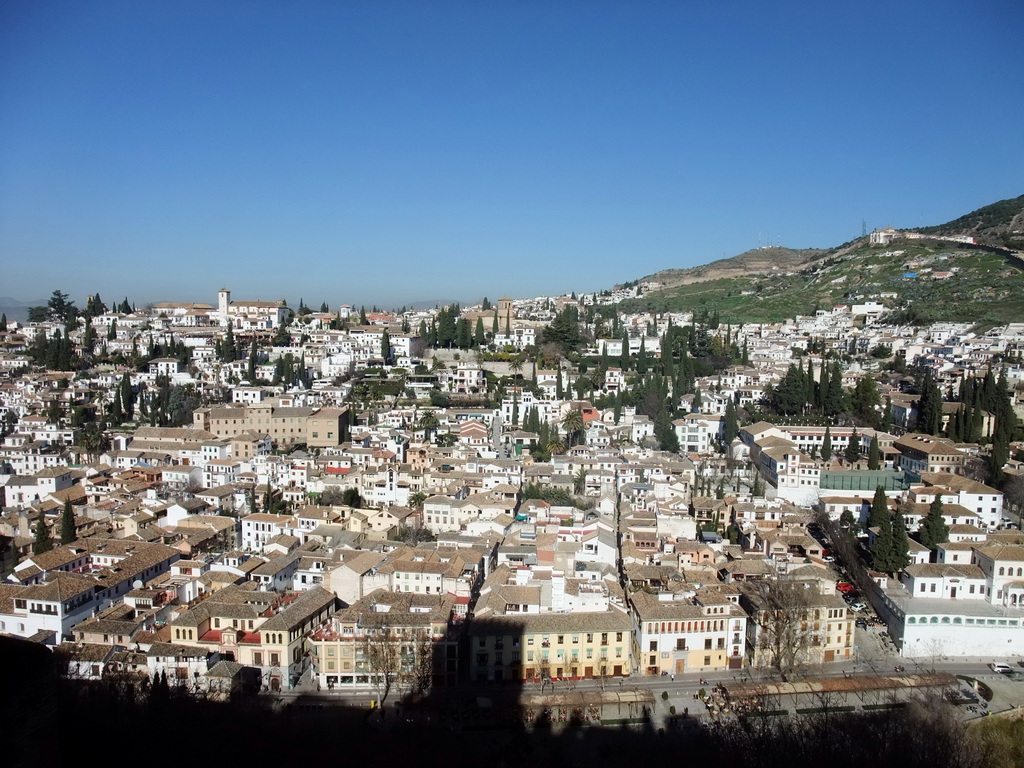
[618,194,1024,325]
[638,247,825,289]
[619,240,1024,326]
[918,193,1024,247]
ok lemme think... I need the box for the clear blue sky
[2,0,1022,309]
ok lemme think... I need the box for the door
[950,587,957,599]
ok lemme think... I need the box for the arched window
[953,617,962,624]
[930,617,939,624]
[907,617,916,624]
[941,617,950,623]
[998,567,1005,576]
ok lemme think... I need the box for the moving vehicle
[989,662,1012,674]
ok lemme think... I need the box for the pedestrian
[671,673,675,681]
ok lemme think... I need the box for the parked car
[855,618,867,629]
[837,582,856,594]
[989,662,1012,674]
[849,601,867,612]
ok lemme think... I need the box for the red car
[836,582,856,594]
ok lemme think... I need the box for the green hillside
[619,241,1024,326]
[918,194,1024,246]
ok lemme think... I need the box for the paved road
[276,656,1021,709]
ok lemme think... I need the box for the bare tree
[742,578,814,680]
[408,631,435,696]
[361,617,437,705]
[361,619,400,707]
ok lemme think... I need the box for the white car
[849,601,867,612]
[989,662,1012,674]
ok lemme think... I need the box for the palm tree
[409,491,427,509]
[573,467,587,495]
[546,436,565,456]
[562,409,584,448]
[509,355,524,380]
[81,424,109,464]
[418,410,439,443]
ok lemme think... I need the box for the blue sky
[1,1,1022,309]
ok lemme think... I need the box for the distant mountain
[618,194,1024,326]
[0,296,47,324]
[918,193,1024,247]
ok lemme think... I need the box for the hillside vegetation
[918,193,1024,247]
[619,241,1024,326]
[619,194,1024,325]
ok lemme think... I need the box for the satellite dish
[133,579,144,589]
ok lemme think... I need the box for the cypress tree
[655,410,679,453]
[723,398,739,447]
[33,515,54,555]
[821,425,832,462]
[880,397,893,433]
[247,339,258,382]
[867,434,880,470]
[891,507,911,570]
[868,486,889,529]
[824,362,845,417]
[871,512,895,573]
[805,359,816,410]
[845,427,860,463]
[918,496,950,550]
[60,499,76,544]
[120,372,134,420]
[636,338,648,374]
